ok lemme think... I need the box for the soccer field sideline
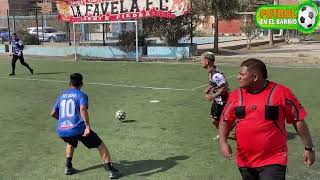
[0,61,319,92]
[0,74,238,91]
[0,59,319,179]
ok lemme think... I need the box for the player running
[201,52,230,140]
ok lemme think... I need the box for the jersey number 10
[60,99,75,118]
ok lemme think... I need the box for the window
[45,28,57,33]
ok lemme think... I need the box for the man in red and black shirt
[201,52,229,140]
[219,58,315,180]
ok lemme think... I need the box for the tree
[192,0,240,52]
[16,29,40,45]
[142,15,197,46]
[239,0,274,12]
[239,0,275,45]
[240,15,257,49]
[284,30,293,44]
[142,0,239,49]
[141,0,205,46]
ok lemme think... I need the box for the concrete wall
[0,44,5,53]
[147,46,195,59]
[0,44,196,60]
[0,0,9,16]
[279,0,299,5]
[21,46,138,59]
[197,16,242,35]
[218,20,242,34]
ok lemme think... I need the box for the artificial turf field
[0,58,319,180]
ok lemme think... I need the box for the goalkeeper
[9,33,34,76]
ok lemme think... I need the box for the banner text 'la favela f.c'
[55,0,190,22]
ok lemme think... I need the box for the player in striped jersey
[201,52,230,140]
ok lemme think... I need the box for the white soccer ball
[298,6,317,29]
[115,110,126,121]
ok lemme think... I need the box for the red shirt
[221,81,307,167]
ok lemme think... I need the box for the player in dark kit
[9,33,33,76]
[50,73,121,179]
[201,52,230,140]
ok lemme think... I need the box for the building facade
[0,0,38,16]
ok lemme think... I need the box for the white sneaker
[213,135,219,140]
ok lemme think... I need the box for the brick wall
[218,20,241,34]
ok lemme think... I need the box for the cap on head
[202,52,215,63]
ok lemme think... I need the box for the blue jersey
[11,38,24,55]
[53,88,88,137]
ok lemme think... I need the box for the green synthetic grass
[0,58,319,180]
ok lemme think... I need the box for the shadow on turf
[287,131,297,140]
[12,72,68,76]
[35,72,68,75]
[77,155,189,177]
[121,119,136,123]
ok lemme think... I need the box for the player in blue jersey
[50,73,121,179]
[9,33,33,76]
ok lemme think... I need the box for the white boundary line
[266,65,320,69]
[88,82,190,91]
[191,74,237,91]
[191,84,208,91]
[0,76,192,91]
[215,63,320,69]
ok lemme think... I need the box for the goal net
[72,20,140,62]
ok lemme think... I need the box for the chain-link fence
[72,21,141,61]
[0,8,144,60]
[0,9,70,45]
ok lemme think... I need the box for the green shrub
[16,30,40,45]
[118,31,146,51]
[118,31,136,51]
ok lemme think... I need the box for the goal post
[72,20,139,62]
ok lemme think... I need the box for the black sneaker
[9,73,15,76]
[64,167,78,175]
[108,168,121,179]
[30,69,34,75]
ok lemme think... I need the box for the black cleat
[108,168,121,179]
[30,69,34,75]
[9,73,15,76]
[64,167,78,175]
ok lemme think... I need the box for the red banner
[55,0,190,22]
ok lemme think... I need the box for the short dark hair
[70,73,83,87]
[12,33,17,36]
[202,52,215,63]
[241,58,268,79]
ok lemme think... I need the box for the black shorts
[210,101,225,121]
[61,130,102,149]
[239,164,286,180]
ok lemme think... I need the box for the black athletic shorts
[239,164,287,180]
[210,101,225,121]
[61,130,102,149]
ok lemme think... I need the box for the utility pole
[190,0,193,45]
[269,0,279,45]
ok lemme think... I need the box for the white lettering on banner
[56,0,190,22]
